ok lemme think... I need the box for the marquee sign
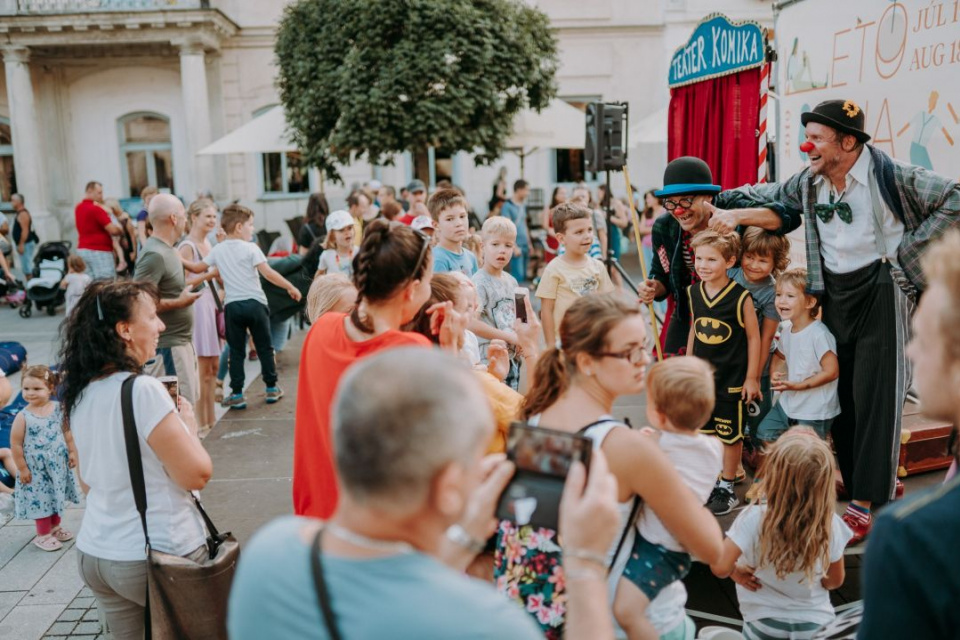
[668,13,767,88]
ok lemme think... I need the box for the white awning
[197,105,297,155]
[506,99,586,150]
[629,107,668,146]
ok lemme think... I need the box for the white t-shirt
[461,329,481,367]
[203,239,268,306]
[318,247,357,278]
[778,320,841,420]
[62,272,92,316]
[72,373,206,561]
[727,506,852,626]
[639,431,722,552]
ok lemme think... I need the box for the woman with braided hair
[293,219,467,519]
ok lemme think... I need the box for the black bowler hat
[654,156,721,198]
[801,99,871,143]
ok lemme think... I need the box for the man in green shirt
[134,194,202,404]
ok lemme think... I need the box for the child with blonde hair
[316,210,358,278]
[60,254,92,317]
[11,366,81,552]
[306,273,357,322]
[613,356,722,640]
[711,429,852,639]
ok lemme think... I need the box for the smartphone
[514,288,528,324]
[191,281,207,294]
[496,422,592,531]
[158,376,179,405]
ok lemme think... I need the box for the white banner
[775,0,960,180]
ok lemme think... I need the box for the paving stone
[45,621,76,635]
[0,590,26,621]
[68,596,95,610]
[55,608,83,622]
[74,621,102,634]
[72,636,97,639]
[77,587,94,599]
[81,608,99,621]
[22,548,84,605]
[0,525,35,571]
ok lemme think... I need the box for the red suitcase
[898,401,955,477]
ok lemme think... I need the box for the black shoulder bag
[121,374,240,640]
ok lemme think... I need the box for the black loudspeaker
[585,102,627,173]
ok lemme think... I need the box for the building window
[118,112,174,198]
[0,118,16,207]
[261,151,308,195]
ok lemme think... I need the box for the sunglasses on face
[662,197,696,212]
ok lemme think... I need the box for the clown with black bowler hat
[729,98,960,545]
[638,157,798,357]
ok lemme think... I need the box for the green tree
[275,0,558,183]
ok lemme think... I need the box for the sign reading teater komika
[668,13,766,88]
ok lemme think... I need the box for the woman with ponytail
[495,293,723,640]
[293,219,466,519]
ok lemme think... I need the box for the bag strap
[121,374,151,549]
[311,528,344,640]
[120,374,153,637]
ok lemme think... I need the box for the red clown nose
[799,141,815,153]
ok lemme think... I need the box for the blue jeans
[508,245,529,283]
[225,299,276,395]
[270,316,293,352]
[756,400,833,442]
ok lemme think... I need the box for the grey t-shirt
[228,516,543,640]
[472,268,519,361]
[134,237,192,348]
[729,267,778,323]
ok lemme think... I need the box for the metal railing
[7,0,206,13]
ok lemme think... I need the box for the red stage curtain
[667,67,762,190]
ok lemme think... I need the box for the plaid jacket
[729,146,960,294]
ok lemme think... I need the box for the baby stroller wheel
[46,305,57,316]
[19,304,31,318]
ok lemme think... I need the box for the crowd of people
[0,97,957,639]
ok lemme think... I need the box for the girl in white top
[316,209,359,278]
[711,429,852,639]
[59,280,213,640]
[495,293,724,640]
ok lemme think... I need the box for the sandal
[215,380,224,404]
[33,535,63,552]
[51,527,74,542]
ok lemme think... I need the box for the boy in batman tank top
[685,230,762,516]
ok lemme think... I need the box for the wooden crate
[898,401,955,477]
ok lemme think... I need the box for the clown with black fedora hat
[639,156,798,358]
[724,97,960,545]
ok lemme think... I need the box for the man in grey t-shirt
[133,194,202,404]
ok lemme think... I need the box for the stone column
[178,39,215,199]
[2,46,55,238]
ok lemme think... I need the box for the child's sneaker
[265,386,284,404]
[706,485,739,516]
[221,393,247,410]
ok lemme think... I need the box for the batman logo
[695,318,732,345]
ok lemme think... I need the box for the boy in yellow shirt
[536,202,615,346]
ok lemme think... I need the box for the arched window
[256,105,308,197]
[118,112,174,198]
[0,118,16,206]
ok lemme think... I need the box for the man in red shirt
[75,181,122,281]
[396,179,428,225]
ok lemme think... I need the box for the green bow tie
[814,193,853,224]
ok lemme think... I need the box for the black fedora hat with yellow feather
[801,99,871,143]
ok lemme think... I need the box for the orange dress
[292,312,431,518]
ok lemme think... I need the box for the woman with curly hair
[60,280,213,640]
[292,219,466,519]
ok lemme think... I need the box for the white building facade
[0,0,773,243]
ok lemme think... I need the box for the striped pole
[757,62,770,184]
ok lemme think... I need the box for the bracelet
[565,567,607,582]
[563,547,608,568]
[446,524,485,554]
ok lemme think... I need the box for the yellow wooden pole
[622,165,664,362]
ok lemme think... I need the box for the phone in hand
[514,288,528,324]
[496,423,592,531]
[190,281,207,294]
[158,376,179,406]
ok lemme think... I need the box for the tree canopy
[275,0,558,182]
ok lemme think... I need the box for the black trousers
[225,299,277,395]
[822,261,913,506]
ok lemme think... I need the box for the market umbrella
[506,99,586,177]
[197,105,297,155]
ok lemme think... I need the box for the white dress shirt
[813,148,904,274]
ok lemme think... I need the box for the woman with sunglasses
[293,219,467,519]
[494,293,724,640]
[637,157,798,356]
